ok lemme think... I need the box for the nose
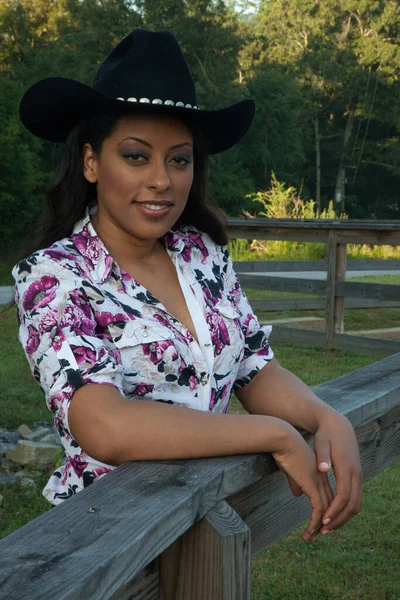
[147,157,171,193]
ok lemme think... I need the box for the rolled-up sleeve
[12,257,124,452]
[223,249,274,392]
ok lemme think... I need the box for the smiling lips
[134,201,173,217]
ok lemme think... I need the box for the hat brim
[19,77,255,154]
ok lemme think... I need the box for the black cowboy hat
[19,28,255,155]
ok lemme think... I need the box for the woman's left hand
[311,412,363,540]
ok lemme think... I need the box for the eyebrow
[119,136,193,151]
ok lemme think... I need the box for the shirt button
[200,374,209,385]
[54,336,61,343]
[142,331,148,338]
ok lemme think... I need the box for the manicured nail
[320,462,330,469]
[321,529,331,535]
[322,518,331,525]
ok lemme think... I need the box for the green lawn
[1,291,400,598]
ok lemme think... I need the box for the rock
[0,442,15,456]
[17,424,32,439]
[0,430,20,445]
[20,478,36,487]
[33,421,53,429]
[0,474,16,484]
[7,441,60,471]
[1,456,20,473]
[40,434,62,446]
[26,427,53,442]
[15,469,41,480]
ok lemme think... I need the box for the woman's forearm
[69,383,298,465]
[235,358,337,433]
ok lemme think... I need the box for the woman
[14,29,361,545]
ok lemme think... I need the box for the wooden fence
[228,218,400,354]
[0,353,399,599]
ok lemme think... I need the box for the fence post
[325,231,347,349]
[166,500,251,600]
[335,243,347,334]
[325,230,337,349]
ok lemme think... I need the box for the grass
[252,462,400,600]
[1,290,400,597]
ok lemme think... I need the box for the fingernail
[322,518,331,525]
[320,462,330,469]
[321,529,331,535]
[309,528,315,535]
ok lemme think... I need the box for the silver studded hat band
[116,97,198,110]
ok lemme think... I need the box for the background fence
[228,218,400,355]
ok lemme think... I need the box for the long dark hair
[20,111,228,260]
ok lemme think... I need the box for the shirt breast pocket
[107,320,182,396]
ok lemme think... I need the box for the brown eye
[171,155,192,165]
[123,152,147,162]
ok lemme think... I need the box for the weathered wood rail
[0,353,399,599]
[227,218,400,354]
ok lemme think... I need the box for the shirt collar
[71,204,187,284]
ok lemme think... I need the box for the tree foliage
[1,0,400,253]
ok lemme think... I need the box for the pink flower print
[143,340,178,366]
[206,310,230,356]
[97,312,129,329]
[69,288,93,320]
[229,276,242,305]
[257,343,271,357]
[22,275,59,312]
[209,388,217,410]
[92,466,113,479]
[70,454,89,478]
[242,313,257,336]
[70,345,97,365]
[132,383,154,396]
[49,390,69,414]
[71,228,100,270]
[181,232,209,264]
[44,249,77,264]
[203,286,219,308]
[26,324,40,356]
[178,357,198,390]
[221,380,232,400]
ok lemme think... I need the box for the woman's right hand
[272,427,334,541]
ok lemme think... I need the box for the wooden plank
[228,404,400,556]
[0,354,399,599]
[0,455,270,600]
[227,218,400,246]
[111,560,160,600]
[233,259,400,273]
[250,297,400,311]
[237,274,327,295]
[176,501,251,600]
[325,230,337,349]
[269,325,400,355]
[337,281,400,302]
[261,317,325,330]
[227,217,400,230]
[347,327,400,340]
[334,243,347,334]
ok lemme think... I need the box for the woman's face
[83,112,194,243]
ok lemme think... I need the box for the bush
[228,173,400,261]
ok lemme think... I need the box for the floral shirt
[12,204,273,506]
